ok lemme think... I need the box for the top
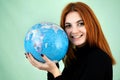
[47,44,113,80]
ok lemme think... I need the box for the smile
[71,34,83,39]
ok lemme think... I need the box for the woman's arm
[47,63,59,80]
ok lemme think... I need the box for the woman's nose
[71,27,79,33]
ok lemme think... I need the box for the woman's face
[65,11,87,46]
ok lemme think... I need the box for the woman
[25,2,116,80]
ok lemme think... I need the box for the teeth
[71,34,83,38]
[73,35,80,38]
[71,35,80,38]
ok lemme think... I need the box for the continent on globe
[24,22,69,63]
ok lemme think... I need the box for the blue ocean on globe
[24,22,69,62]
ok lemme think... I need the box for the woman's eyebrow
[76,19,83,23]
[65,22,70,25]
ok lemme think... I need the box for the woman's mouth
[71,34,83,39]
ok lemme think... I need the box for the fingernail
[24,53,27,55]
[41,54,44,57]
[26,56,28,58]
[25,53,28,58]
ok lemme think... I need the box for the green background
[0,0,120,80]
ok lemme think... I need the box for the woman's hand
[25,53,61,78]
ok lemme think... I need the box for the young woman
[25,2,116,80]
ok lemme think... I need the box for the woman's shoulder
[87,47,112,64]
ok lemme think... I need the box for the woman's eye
[78,22,84,26]
[65,24,71,28]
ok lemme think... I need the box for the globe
[24,22,69,63]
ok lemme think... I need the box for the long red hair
[60,2,116,65]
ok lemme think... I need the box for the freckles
[65,29,69,34]
[66,31,70,36]
[65,30,70,38]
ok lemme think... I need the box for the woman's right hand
[25,53,61,78]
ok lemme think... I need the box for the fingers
[24,52,58,72]
[41,54,51,62]
[25,53,41,67]
[25,53,50,65]
[25,53,50,63]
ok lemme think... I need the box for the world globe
[24,22,69,63]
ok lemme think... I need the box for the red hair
[60,2,116,65]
